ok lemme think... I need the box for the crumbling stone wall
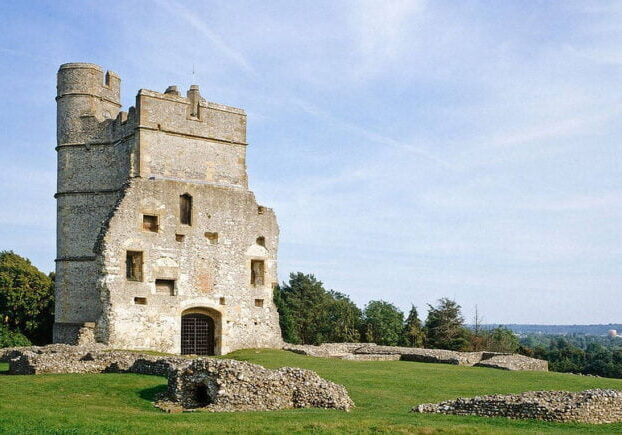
[165,358,354,412]
[413,389,622,424]
[284,343,548,371]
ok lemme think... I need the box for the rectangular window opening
[219,297,226,305]
[142,214,159,232]
[134,297,147,305]
[254,299,264,308]
[180,194,192,225]
[205,232,218,245]
[155,279,175,295]
[126,251,143,281]
[175,234,185,242]
[250,260,265,286]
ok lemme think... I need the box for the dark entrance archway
[181,313,215,355]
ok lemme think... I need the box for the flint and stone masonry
[53,63,283,355]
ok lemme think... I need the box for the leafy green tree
[276,273,363,344]
[0,323,31,348]
[273,285,300,344]
[402,305,425,347]
[424,298,470,351]
[483,326,519,353]
[362,300,404,346]
[0,251,54,344]
[325,291,362,342]
[277,273,330,344]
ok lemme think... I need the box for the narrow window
[180,194,192,225]
[134,297,147,305]
[254,299,264,308]
[155,279,175,295]
[126,251,143,281]
[142,215,159,232]
[205,232,218,245]
[250,260,265,286]
[256,236,265,247]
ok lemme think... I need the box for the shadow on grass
[138,384,167,402]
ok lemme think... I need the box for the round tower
[56,63,121,145]
[54,63,122,345]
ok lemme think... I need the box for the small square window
[155,279,175,295]
[250,260,265,286]
[256,236,265,247]
[175,234,185,242]
[205,232,218,245]
[134,297,147,305]
[126,251,143,281]
[142,215,159,232]
[219,297,226,305]
[254,299,264,308]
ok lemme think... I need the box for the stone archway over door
[181,313,215,355]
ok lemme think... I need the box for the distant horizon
[1,1,621,324]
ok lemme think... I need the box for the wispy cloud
[152,0,255,75]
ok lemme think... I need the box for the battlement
[57,63,121,107]
[57,63,249,189]
[136,86,247,145]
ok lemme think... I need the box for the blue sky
[1,1,621,324]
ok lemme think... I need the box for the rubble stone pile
[164,358,354,412]
[284,343,548,371]
[412,389,622,424]
[1,345,354,413]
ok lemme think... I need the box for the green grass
[1,349,622,433]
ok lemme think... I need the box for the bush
[0,324,31,348]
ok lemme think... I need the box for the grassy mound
[1,349,622,433]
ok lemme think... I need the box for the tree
[0,251,54,344]
[362,300,404,346]
[402,305,425,347]
[325,291,362,343]
[277,273,330,344]
[275,273,363,344]
[424,298,470,351]
[483,326,519,353]
[273,285,300,344]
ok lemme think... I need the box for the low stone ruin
[164,358,353,412]
[1,345,354,412]
[413,389,622,424]
[284,343,548,371]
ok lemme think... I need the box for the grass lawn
[1,349,622,433]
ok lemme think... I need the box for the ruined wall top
[57,62,247,146]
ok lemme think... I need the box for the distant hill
[474,324,622,336]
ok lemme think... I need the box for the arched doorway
[181,313,215,355]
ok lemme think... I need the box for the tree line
[3,253,621,380]
[274,272,519,352]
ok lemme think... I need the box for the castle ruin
[54,63,282,355]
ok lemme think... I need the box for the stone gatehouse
[53,63,282,355]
